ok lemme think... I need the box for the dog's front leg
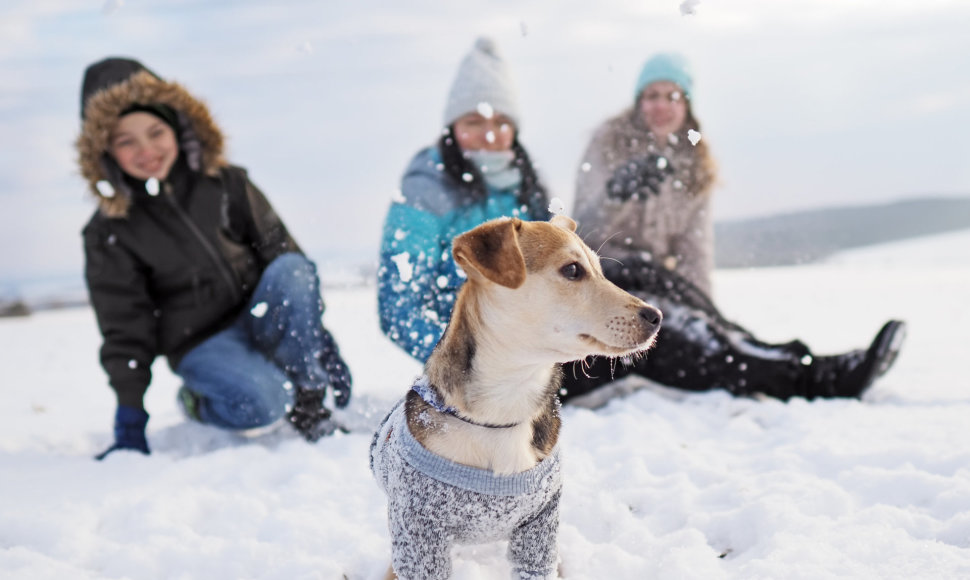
[389,507,453,580]
[507,488,562,579]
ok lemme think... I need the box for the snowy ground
[2,231,970,580]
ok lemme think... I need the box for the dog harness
[370,399,562,580]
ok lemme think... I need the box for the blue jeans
[175,253,330,430]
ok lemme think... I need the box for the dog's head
[452,216,662,364]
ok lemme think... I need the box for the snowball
[251,302,269,318]
[688,129,702,146]
[391,252,414,282]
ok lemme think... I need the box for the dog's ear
[550,214,577,232]
[453,218,527,289]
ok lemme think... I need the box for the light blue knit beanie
[634,53,693,102]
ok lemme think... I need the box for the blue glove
[95,405,150,461]
[320,328,353,409]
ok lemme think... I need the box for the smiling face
[637,80,688,143]
[109,111,179,181]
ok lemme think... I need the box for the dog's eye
[560,262,585,281]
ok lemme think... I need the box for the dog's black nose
[639,305,662,330]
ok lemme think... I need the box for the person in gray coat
[564,53,906,402]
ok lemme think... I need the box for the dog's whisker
[600,255,623,266]
[594,230,623,256]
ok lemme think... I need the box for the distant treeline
[5,196,969,317]
[714,196,970,268]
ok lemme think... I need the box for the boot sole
[873,320,906,379]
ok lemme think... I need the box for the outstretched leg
[560,257,904,402]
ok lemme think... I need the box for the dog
[370,215,662,579]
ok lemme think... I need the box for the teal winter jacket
[377,147,549,361]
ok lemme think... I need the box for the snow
[390,252,413,283]
[548,197,566,216]
[680,0,701,17]
[250,302,268,318]
[2,231,970,579]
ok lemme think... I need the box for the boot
[287,387,344,441]
[801,320,906,399]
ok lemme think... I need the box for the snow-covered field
[2,231,969,580]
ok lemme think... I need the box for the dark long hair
[437,126,551,221]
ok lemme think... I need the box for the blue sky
[2,0,968,285]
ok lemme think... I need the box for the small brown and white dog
[370,215,661,580]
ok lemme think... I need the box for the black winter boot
[287,388,344,441]
[801,320,907,399]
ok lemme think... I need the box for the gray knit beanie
[442,37,520,129]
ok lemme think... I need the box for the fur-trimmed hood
[76,59,228,217]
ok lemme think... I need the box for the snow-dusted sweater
[370,399,562,580]
[573,108,716,295]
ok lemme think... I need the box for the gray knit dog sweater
[370,398,562,579]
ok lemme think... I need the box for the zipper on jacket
[162,182,243,305]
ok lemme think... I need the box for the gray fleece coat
[371,400,562,580]
[574,108,716,294]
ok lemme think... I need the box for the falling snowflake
[102,0,124,15]
[251,302,269,318]
[687,129,702,146]
[580,162,592,173]
[391,252,414,282]
[680,0,700,16]
[547,197,566,216]
[95,180,115,198]
[476,102,494,118]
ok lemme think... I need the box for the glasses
[641,90,685,104]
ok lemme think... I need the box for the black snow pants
[558,257,813,403]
